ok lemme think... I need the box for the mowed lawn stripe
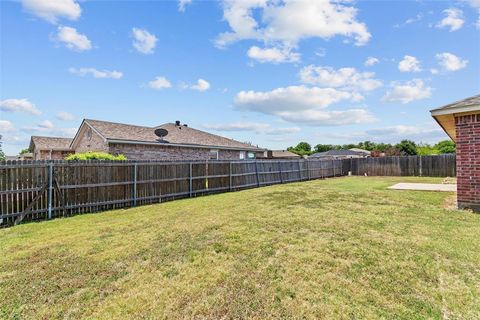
[0,177,479,319]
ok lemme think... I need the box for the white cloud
[55,26,92,51]
[216,0,371,50]
[463,0,480,8]
[430,68,439,75]
[69,67,123,79]
[203,122,300,135]
[148,76,172,90]
[38,120,54,129]
[299,65,382,91]
[178,0,192,12]
[436,8,464,31]
[132,28,157,54]
[435,52,468,71]
[327,125,446,143]
[364,57,379,67]
[382,79,432,104]
[233,85,374,126]
[278,109,376,126]
[365,125,443,138]
[56,111,74,121]
[21,0,81,24]
[0,98,41,115]
[0,120,15,133]
[247,46,300,63]
[398,55,422,72]
[393,13,423,28]
[235,86,363,113]
[21,120,76,136]
[190,79,210,91]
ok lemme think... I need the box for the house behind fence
[30,119,265,161]
[0,154,455,228]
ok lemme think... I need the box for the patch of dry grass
[1,176,479,319]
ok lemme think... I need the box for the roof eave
[430,104,480,116]
[106,138,266,152]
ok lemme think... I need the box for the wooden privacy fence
[0,159,347,227]
[349,154,456,177]
[0,155,456,227]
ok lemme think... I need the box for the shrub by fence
[0,154,456,227]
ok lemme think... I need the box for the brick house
[431,94,480,212]
[29,136,73,160]
[57,119,264,161]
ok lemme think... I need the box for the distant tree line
[287,140,456,157]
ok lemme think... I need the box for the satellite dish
[154,128,169,141]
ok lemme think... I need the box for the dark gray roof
[430,94,480,112]
[83,119,263,151]
[310,149,363,157]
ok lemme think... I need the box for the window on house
[247,152,256,159]
[86,127,92,141]
[209,149,219,160]
[239,151,245,160]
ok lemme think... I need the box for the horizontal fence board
[0,155,455,227]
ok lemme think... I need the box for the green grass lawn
[1,177,479,319]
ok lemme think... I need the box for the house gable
[70,120,108,152]
[71,121,108,153]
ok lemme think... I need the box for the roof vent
[154,128,169,141]
[183,123,188,127]
[175,120,181,126]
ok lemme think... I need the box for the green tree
[314,144,339,153]
[435,140,456,154]
[416,143,439,156]
[341,144,357,150]
[19,148,30,155]
[396,140,417,155]
[0,135,5,161]
[295,142,311,153]
[374,143,393,152]
[358,141,376,151]
[287,142,312,156]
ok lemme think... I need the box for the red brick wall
[455,113,480,212]
[108,143,262,161]
[35,150,72,160]
[75,126,108,153]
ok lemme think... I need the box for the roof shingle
[30,136,73,150]
[430,94,480,113]
[84,119,263,151]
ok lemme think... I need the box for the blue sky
[1,0,479,155]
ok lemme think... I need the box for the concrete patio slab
[388,183,457,192]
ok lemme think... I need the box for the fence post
[419,156,423,177]
[47,162,53,220]
[205,160,209,191]
[189,162,193,197]
[297,160,302,181]
[229,161,232,191]
[306,160,310,180]
[255,160,260,187]
[133,163,137,206]
[279,161,283,183]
